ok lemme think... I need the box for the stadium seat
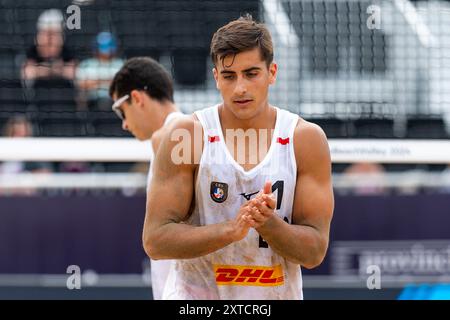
[406,116,448,139]
[89,111,132,137]
[304,117,350,138]
[36,112,88,137]
[0,79,28,112]
[352,118,395,138]
[172,49,208,86]
[32,78,77,112]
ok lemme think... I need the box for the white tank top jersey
[147,111,184,300]
[163,105,303,300]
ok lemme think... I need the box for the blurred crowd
[21,9,124,111]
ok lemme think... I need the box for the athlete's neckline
[213,105,280,176]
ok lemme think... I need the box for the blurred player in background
[143,16,334,299]
[109,57,182,300]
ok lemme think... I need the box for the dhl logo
[214,264,284,286]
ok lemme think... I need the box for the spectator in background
[342,162,387,195]
[22,9,76,82]
[0,116,52,195]
[76,32,124,110]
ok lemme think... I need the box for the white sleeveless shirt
[163,105,302,300]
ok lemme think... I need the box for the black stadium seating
[406,116,448,139]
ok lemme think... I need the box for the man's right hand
[227,202,253,242]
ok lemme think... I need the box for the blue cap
[96,32,117,54]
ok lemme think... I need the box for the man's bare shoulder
[151,128,165,154]
[155,114,203,168]
[293,118,331,171]
[153,114,202,153]
[161,114,202,136]
[294,118,328,140]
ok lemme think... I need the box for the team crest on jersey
[210,181,228,203]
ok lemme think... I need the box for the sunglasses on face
[111,86,148,120]
[111,94,130,120]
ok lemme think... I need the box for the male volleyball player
[109,57,183,300]
[143,16,334,299]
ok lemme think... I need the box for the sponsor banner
[331,240,450,277]
[329,139,450,163]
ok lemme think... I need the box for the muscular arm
[143,117,252,260]
[254,121,334,268]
